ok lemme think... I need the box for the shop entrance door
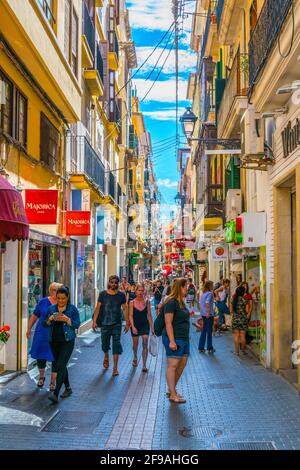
[291,191,297,367]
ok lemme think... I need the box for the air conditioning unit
[226,189,242,221]
[241,107,264,157]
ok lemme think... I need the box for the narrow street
[1,312,300,451]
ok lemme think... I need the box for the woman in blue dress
[26,282,62,389]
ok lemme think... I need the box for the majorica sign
[282,119,300,158]
[66,211,91,236]
[25,190,58,224]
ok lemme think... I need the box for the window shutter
[72,8,78,75]
[129,124,134,149]
[40,114,50,165]
[64,0,71,61]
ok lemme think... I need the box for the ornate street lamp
[180,107,198,140]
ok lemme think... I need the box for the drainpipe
[17,240,23,371]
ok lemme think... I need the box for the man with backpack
[92,275,129,377]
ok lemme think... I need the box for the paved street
[1,317,300,451]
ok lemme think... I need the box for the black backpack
[154,304,166,336]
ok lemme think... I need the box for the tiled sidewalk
[1,324,300,450]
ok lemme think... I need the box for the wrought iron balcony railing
[109,30,119,59]
[201,1,217,60]
[249,0,293,91]
[217,50,248,136]
[206,184,224,219]
[69,136,105,194]
[109,171,116,201]
[83,0,95,58]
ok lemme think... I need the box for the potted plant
[0,325,10,350]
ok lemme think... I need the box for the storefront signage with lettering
[66,211,90,236]
[25,190,58,224]
[282,119,300,158]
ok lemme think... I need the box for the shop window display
[77,244,95,323]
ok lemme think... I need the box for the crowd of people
[26,272,255,405]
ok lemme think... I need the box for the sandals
[49,382,55,392]
[103,358,109,370]
[37,377,45,388]
[166,392,183,398]
[132,358,138,368]
[142,367,148,373]
[112,369,119,377]
[169,396,186,404]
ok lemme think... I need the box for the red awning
[0,176,29,242]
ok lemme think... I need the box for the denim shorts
[162,335,190,358]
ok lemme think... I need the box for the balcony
[84,43,104,97]
[201,1,218,60]
[69,137,105,196]
[206,184,224,219]
[82,1,95,68]
[216,0,224,30]
[217,0,247,45]
[108,30,119,71]
[217,50,248,138]
[249,0,293,92]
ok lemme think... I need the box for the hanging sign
[211,243,228,261]
[25,190,58,224]
[66,211,90,236]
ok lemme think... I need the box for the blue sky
[126,0,196,206]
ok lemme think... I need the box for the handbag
[149,334,158,357]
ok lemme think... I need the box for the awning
[0,176,29,242]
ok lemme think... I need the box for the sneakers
[61,388,73,398]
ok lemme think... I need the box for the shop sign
[211,243,228,261]
[25,190,58,224]
[282,119,300,158]
[241,212,266,247]
[66,211,90,236]
[230,246,243,260]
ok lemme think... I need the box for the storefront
[269,102,300,391]
[0,175,29,372]
[76,242,95,324]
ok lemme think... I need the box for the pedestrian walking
[231,286,251,355]
[198,281,215,354]
[162,278,189,404]
[44,287,80,403]
[127,283,137,303]
[129,284,154,373]
[214,279,230,334]
[92,275,129,376]
[153,280,164,315]
[26,282,62,390]
[186,278,197,315]
[120,276,129,294]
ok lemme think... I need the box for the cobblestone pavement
[1,319,300,450]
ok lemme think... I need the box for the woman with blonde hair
[129,284,154,372]
[26,282,62,389]
[162,278,189,404]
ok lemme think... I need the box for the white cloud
[135,47,197,74]
[127,0,174,31]
[143,107,186,121]
[133,78,190,102]
[127,0,193,31]
[157,179,178,189]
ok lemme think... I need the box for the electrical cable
[278,0,295,59]
[141,41,176,103]
[145,25,176,81]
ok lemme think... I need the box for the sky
[126,0,197,209]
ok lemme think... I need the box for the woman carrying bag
[162,278,189,404]
[44,286,80,403]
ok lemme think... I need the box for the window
[40,113,60,172]
[16,91,27,148]
[64,0,79,76]
[37,0,55,28]
[0,73,13,135]
[0,69,27,149]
